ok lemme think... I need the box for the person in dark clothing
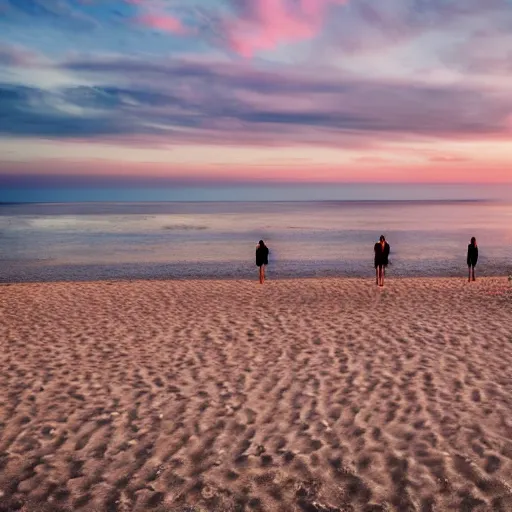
[256,240,269,284]
[374,235,390,287]
[467,237,478,282]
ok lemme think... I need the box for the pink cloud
[3,159,512,184]
[137,14,184,33]
[506,113,512,131]
[428,155,471,163]
[0,44,42,67]
[353,156,392,164]
[227,0,349,57]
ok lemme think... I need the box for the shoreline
[1,273,511,286]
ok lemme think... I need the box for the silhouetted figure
[374,235,390,287]
[256,240,269,284]
[467,237,478,282]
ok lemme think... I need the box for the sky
[1,0,512,185]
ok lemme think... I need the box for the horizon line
[1,175,512,187]
[0,198,495,206]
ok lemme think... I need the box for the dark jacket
[374,242,390,267]
[256,245,269,266]
[467,244,478,266]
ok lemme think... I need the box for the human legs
[472,265,476,281]
[377,265,384,286]
[259,265,265,284]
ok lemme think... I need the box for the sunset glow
[1,0,511,184]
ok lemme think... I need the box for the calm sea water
[1,199,511,282]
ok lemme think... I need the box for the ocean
[1,189,511,282]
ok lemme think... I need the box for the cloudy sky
[1,0,511,184]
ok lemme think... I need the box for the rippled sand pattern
[1,277,511,512]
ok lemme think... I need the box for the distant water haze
[1,185,511,282]
[1,182,512,203]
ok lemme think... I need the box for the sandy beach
[1,277,511,512]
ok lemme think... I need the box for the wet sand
[1,277,511,511]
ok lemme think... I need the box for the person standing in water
[374,235,390,287]
[256,240,269,284]
[467,237,478,282]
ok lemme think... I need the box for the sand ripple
[0,277,511,511]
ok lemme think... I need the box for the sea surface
[1,198,511,282]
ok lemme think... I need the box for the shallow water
[1,200,511,282]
